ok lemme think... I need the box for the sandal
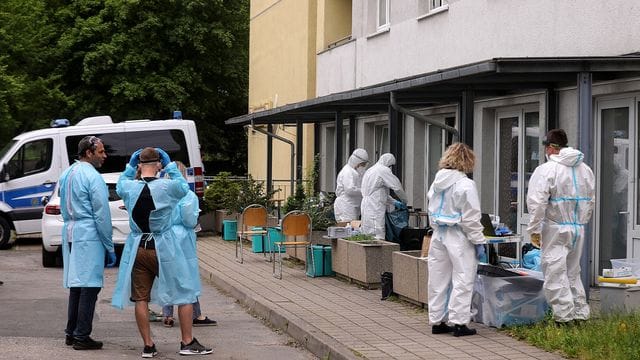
[163,317,174,328]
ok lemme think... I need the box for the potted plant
[202,172,241,234]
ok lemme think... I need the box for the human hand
[156,148,170,167]
[475,244,486,262]
[394,200,406,210]
[128,149,142,168]
[530,233,541,248]
[106,250,117,268]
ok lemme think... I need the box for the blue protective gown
[60,161,114,288]
[111,162,199,309]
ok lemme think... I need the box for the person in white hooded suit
[427,143,484,337]
[360,153,407,239]
[334,148,369,223]
[527,129,595,324]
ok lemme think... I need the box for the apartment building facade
[229,0,640,283]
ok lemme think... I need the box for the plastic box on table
[610,258,640,277]
[222,220,237,241]
[306,245,333,277]
[472,269,548,327]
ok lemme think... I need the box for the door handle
[618,211,629,215]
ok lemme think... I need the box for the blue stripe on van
[0,183,56,209]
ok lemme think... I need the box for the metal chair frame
[236,204,269,264]
[272,210,312,279]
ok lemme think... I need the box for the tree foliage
[0,0,248,173]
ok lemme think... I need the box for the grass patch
[503,312,640,359]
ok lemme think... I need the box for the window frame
[376,0,390,32]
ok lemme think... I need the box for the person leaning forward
[111,147,213,357]
[59,135,116,350]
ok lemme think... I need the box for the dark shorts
[130,248,159,302]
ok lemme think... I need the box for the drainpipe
[390,91,459,139]
[246,123,295,198]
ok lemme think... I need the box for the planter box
[198,212,215,232]
[331,238,400,289]
[392,250,429,306]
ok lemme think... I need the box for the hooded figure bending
[334,148,369,223]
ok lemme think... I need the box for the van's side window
[7,139,53,179]
[65,130,189,173]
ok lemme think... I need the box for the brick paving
[197,235,563,360]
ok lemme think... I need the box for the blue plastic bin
[306,245,333,277]
[251,227,265,253]
[266,227,285,253]
[222,220,237,241]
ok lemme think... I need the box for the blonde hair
[438,143,475,173]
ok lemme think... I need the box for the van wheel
[0,217,14,250]
[42,243,59,267]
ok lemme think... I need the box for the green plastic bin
[266,227,285,253]
[222,220,237,241]
[251,227,265,253]
[306,245,333,277]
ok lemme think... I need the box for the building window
[431,0,447,10]
[377,0,390,31]
[419,0,448,17]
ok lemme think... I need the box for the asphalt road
[0,238,316,360]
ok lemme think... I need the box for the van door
[1,137,57,234]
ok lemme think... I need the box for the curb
[199,265,361,360]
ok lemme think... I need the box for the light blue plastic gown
[168,191,201,301]
[60,161,114,288]
[111,162,196,309]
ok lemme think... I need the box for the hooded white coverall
[427,169,484,326]
[334,149,368,222]
[360,153,407,239]
[526,147,595,322]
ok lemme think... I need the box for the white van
[0,115,205,249]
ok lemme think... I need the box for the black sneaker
[142,344,158,358]
[65,335,74,346]
[453,324,477,337]
[72,336,103,350]
[431,322,454,334]
[193,317,217,327]
[179,337,213,355]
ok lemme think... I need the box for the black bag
[398,227,431,251]
[380,272,393,300]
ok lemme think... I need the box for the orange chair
[272,210,312,279]
[236,204,269,264]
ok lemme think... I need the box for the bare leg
[177,303,193,345]
[135,301,153,346]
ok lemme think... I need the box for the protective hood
[429,169,467,194]
[348,148,369,168]
[549,147,584,167]
[378,153,396,167]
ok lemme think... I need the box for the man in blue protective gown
[112,147,212,357]
[60,135,116,350]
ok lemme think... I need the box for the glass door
[596,97,635,275]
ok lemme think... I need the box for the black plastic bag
[381,272,393,300]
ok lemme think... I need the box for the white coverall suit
[360,153,407,239]
[334,149,368,222]
[427,169,484,326]
[527,147,595,322]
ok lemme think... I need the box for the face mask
[357,166,366,176]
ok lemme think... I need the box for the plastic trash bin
[306,245,333,277]
[222,220,237,241]
[251,227,265,253]
[267,227,285,253]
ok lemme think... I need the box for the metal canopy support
[389,105,402,180]
[546,88,558,131]
[266,124,273,196]
[349,115,357,154]
[313,123,321,195]
[335,111,343,181]
[247,124,295,201]
[460,90,475,147]
[296,120,303,185]
[577,72,593,291]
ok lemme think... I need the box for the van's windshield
[0,140,17,161]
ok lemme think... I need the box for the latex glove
[128,149,142,168]
[156,148,170,167]
[106,251,117,268]
[394,200,406,210]
[530,233,541,248]
[475,244,487,262]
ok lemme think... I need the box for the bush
[202,172,240,213]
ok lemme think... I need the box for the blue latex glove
[106,251,117,268]
[128,148,142,168]
[156,148,170,167]
[475,244,487,262]
[394,200,406,210]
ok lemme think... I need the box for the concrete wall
[319,0,640,95]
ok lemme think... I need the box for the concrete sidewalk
[197,235,562,360]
